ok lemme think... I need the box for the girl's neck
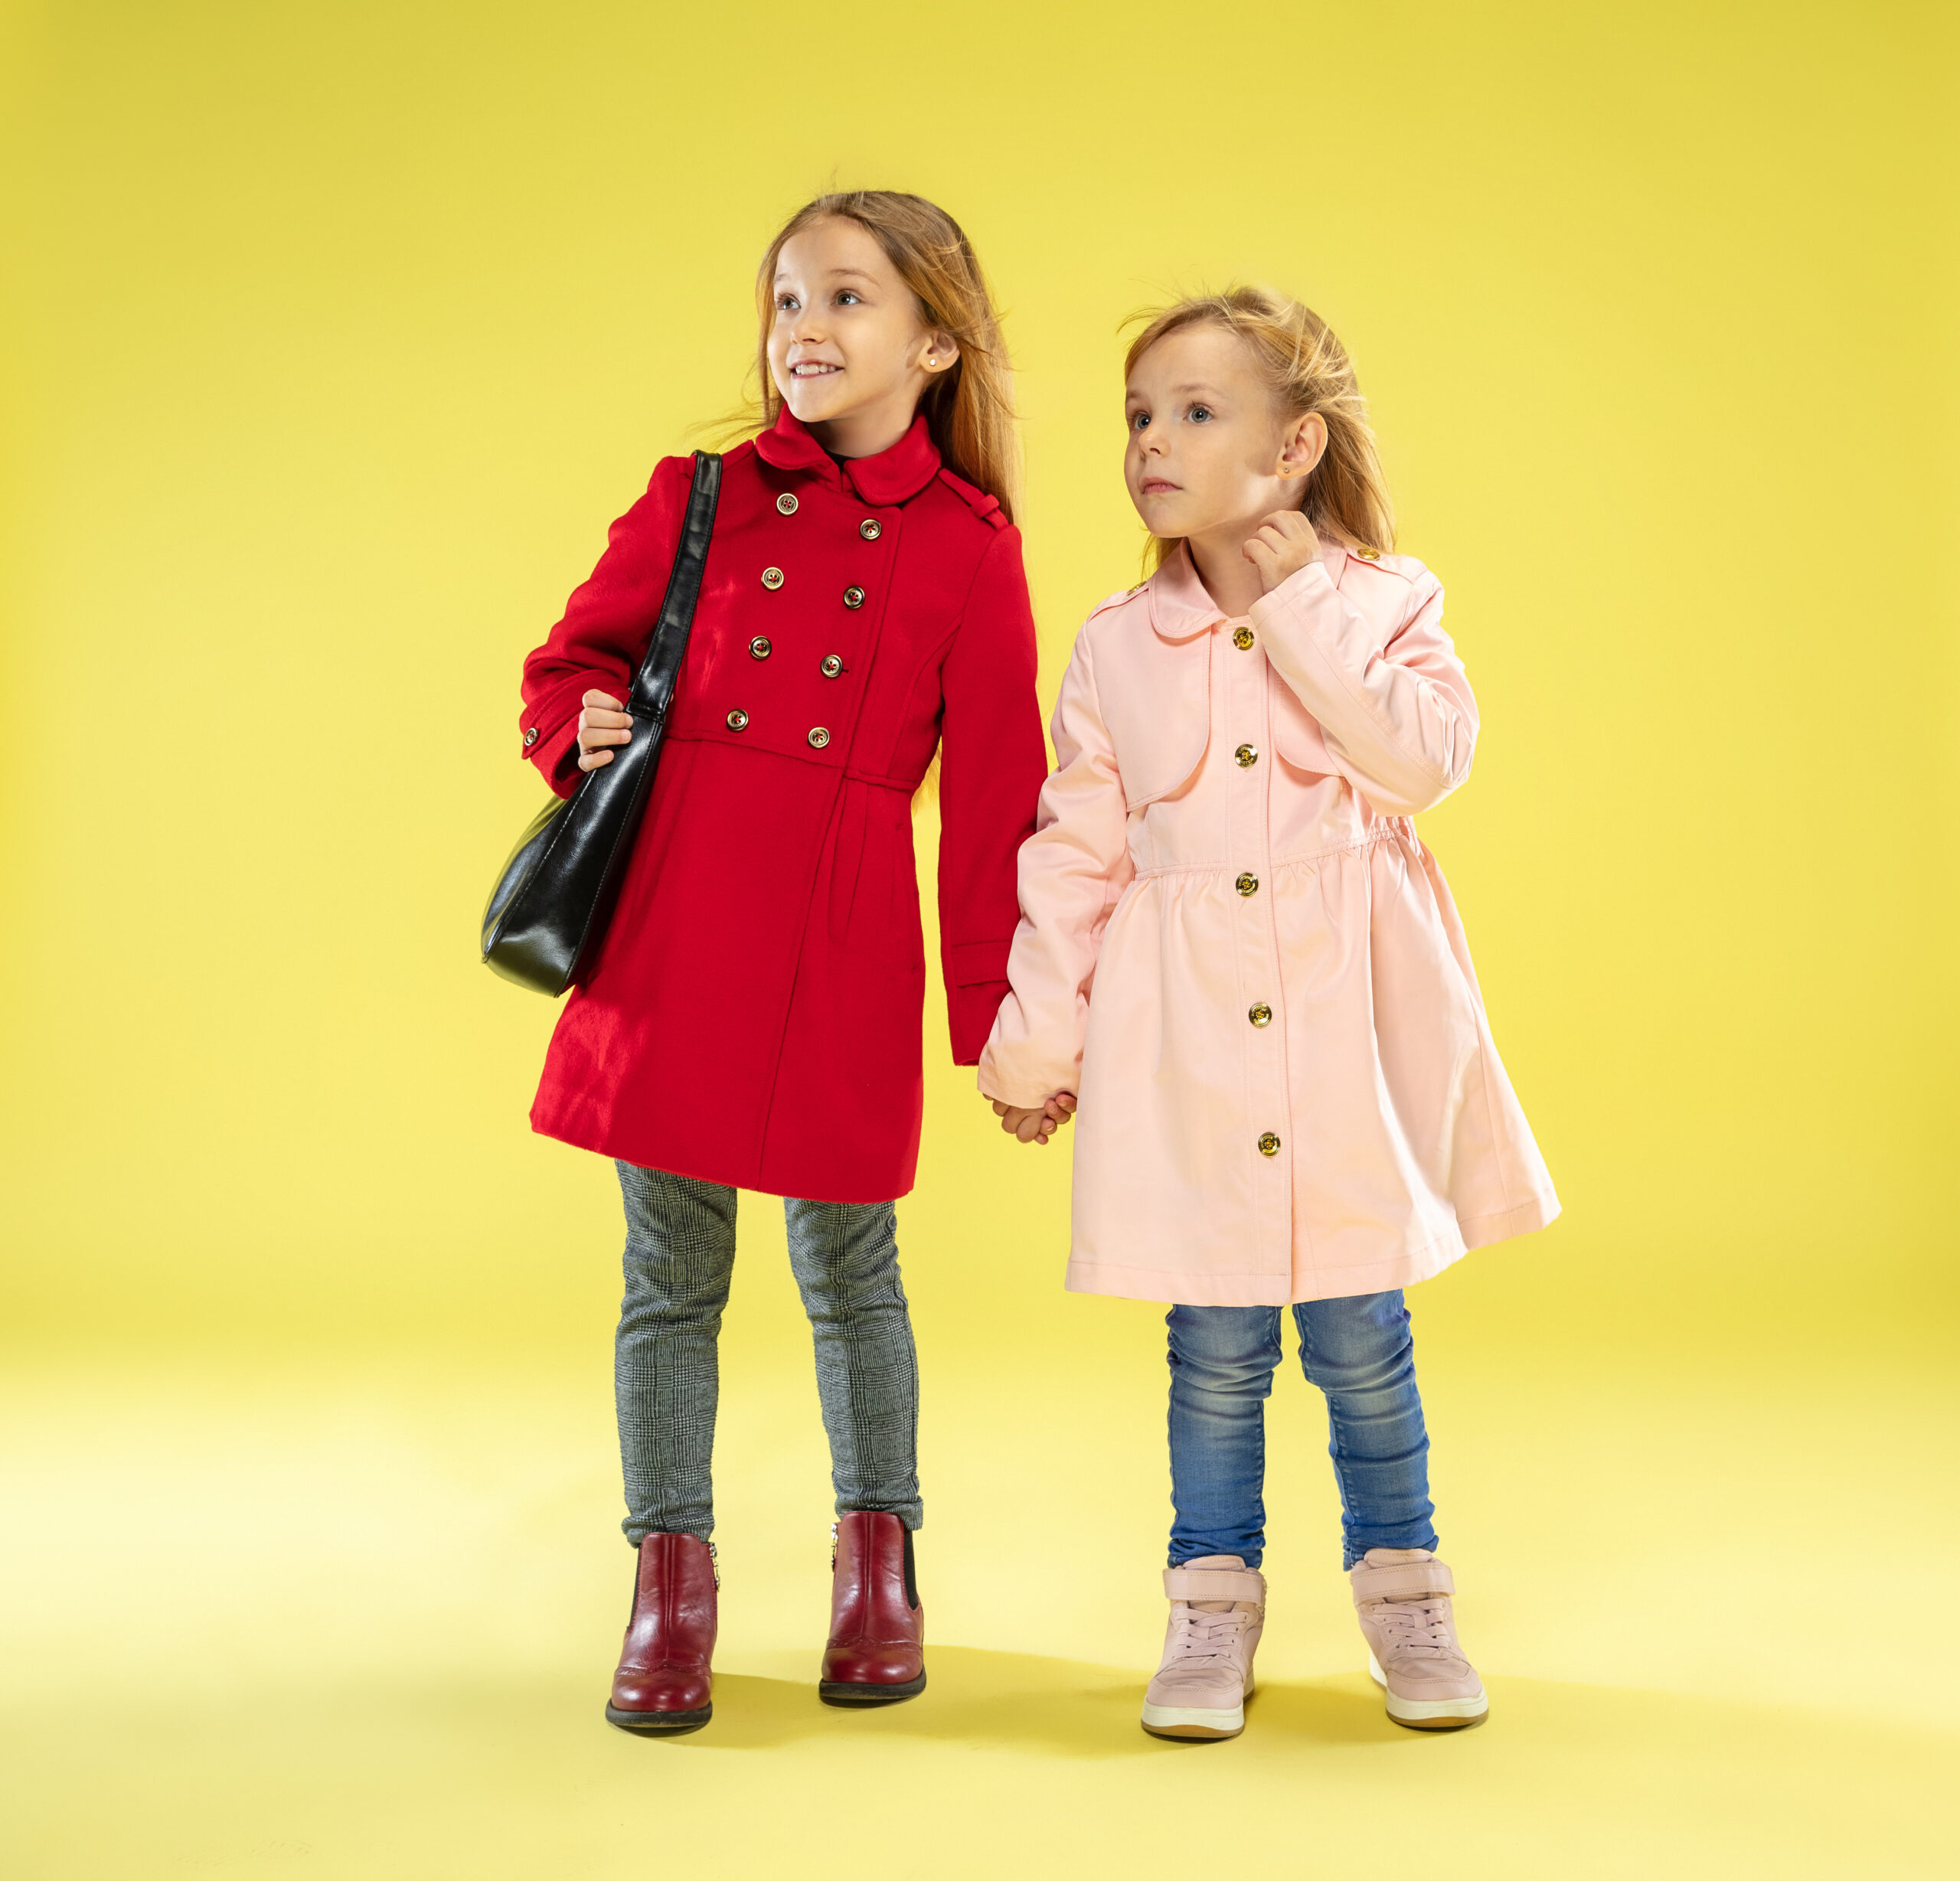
[1184,510,1339,618]
[1184,527,1270,619]
[805,397,920,462]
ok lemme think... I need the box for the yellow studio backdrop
[2,3,1955,1877]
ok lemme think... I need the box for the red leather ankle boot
[606,1532,717,1732]
[820,1510,926,1705]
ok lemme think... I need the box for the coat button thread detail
[726,709,749,732]
[761,567,784,589]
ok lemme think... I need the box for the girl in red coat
[517,192,1047,1733]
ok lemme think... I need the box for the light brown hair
[737,191,1020,524]
[1125,286,1393,570]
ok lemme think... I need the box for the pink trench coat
[978,540,1559,1306]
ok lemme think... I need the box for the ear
[918,329,960,377]
[1276,411,1328,481]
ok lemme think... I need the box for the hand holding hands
[991,1092,1076,1146]
[1243,510,1321,595]
[577,691,633,771]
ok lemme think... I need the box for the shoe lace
[1167,1602,1253,1667]
[1367,1596,1456,1663]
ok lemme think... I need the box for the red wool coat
[518,408,1047,1202]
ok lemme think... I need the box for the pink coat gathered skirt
[978,540,1559,1307]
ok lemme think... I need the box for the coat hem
[529,1112,914,1207]
[1063,1187,1560,1306]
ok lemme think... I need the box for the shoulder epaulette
[935,466,1009,530]
[1085,582,1145,623]
[1346,544,1418,582]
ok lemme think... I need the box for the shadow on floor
[649,1645,1400,1756]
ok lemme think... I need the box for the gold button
[807,726,831,749]
[726,709,750,731]
[761,566,784,589]
[522,727,538,747]
[1257,1132,1282,1157]
[1357,548,1380,560]
[1235,744,1259,768]
[1235,872,1259,896]
[749,636,772,660]
[1249,1003,1272,1027]
[1232,625,1255,651]
[859,518,881,540]
[776,492,799,516]
[820,654,844,678]
[842,586,865,609]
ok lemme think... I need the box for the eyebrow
[1126,381,1226,400]
[774,265,880,284]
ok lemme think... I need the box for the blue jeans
[1167,1291,1438,1570]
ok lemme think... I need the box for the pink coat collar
[753,406,942,506]
[1146,537,1350,639]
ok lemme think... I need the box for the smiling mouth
[791,362,841,377]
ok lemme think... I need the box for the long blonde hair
[1125,286,1393,570]
[735,191,1020,524]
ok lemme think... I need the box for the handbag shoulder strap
[628,450,723,719]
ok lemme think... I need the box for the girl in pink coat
[979,287,1559,1740]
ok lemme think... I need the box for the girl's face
[1124,325,1325,544]
[768,217,954,451]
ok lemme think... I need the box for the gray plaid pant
[613,1161,923,1546]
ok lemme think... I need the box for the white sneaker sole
[1140,1682,1251,1742]
[1367,1651,1488,1729]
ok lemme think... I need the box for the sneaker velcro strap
[1164,1566,1266,1604]
[1351,1561,1454,1604]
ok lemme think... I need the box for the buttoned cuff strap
[1163,1567,1266,1604]
[1350,1560,1453,1604]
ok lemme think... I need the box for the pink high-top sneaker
[1350,1547,1488,1729]
[1140,1555,1266,1741]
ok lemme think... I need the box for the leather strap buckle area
[1164,1566,1266,1605]
[1351,1561,1454,1604]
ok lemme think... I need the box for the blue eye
[1188,404,1214,423]
[1130,411,1151,432]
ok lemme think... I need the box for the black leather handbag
[481,451,722,995]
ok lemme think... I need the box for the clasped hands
[991,1092,1076,1146]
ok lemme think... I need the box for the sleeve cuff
[948,978,1010,1066]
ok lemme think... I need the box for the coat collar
[1146,537,1351,640]
[753,406,942,506]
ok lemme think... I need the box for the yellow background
[3,2,1954,1876]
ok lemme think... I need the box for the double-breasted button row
[757,567,871,610]
[772,487,883,539]
[723,710,831,750]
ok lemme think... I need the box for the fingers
[577,700,634,763]
[582,690,626,710]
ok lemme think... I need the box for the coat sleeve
[518,456,692,798]
[976,625,1135,1108]
[936,526,1051,1065]
[1248,560,1478,816]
